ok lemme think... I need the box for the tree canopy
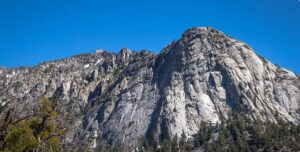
[0,97,64,152]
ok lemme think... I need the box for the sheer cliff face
[0,27,299,148]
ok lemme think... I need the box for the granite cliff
[0,27,299,150]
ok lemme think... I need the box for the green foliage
[137,131,192,152]
[0,97,64,152]
[137,135,152,152]
[2,97,299,151]
[138,111,300,152]
[179,130,187,150]
[195,122,213,146]
[248,120,300,151]
[44,64,55,73]
[4,123,38,152]
[178,130,192,151]
[173,107,177,113]
[193,112,300,152]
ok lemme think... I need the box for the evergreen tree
[171,134,179,152]
[179,130,187,150]
[0,97,64,152]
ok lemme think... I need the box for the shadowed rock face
[0,27,299,149]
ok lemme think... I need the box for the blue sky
[0,0,299,74]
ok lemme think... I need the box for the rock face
[0,27,299,149]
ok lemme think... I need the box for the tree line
[137,111,300,152]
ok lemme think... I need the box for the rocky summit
[0,27,299,150]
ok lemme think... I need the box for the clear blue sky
[0,0,299,74]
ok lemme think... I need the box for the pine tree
[0,97,64,152]
[138,135,151,152]
[179,130,187,150]
[171,134,179,152]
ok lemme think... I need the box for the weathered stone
[0,27,299,149]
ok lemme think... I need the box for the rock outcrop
[0,27,299,149]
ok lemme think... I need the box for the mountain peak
[119,48,132,56]
[182,27,225,40]
[0,27,299,150]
